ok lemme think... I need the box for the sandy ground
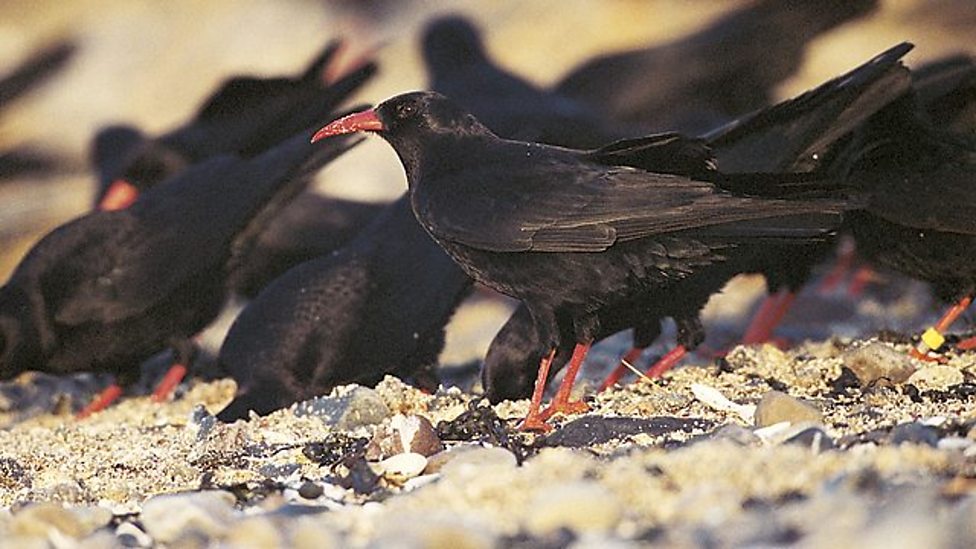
[1,0,976,547]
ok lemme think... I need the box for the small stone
[293,385,391,429]
[188,404,217,442]
[889,422,941,447]
[140,491,237,544]
[9,503,112,539]
[784,427,835,452]
[842,342,915,386]
[907,366,965,392]
[524,481,623,535]
[0,457,31,490]
[115,522,153,548]
[290,517,342,549]
[377,452,428,482]
[365,414,444,460]
[754,390,823,427]
[223,516,284,549]
[297,481,324,500]
[705,424,761,446]
[435,446,518,479]
[371,512,496,549]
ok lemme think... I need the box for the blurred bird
[88,38,384,297]
[0,128,360,417]
[0,40,75,180]
[216,196,471,421]
[555,0,878,133]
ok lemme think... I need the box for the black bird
[482,43,914,402]
[87,39,383,297]
[0,129,359,417]
[555,0,878,132]
[422,15,633,147]
[91,38,376,209]
[216,196,471,421]
[312,91,855,430]
[837,63,976,361]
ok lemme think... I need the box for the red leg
[741,291,795,345]
[644,345,687,378]
[519,349,556,432]
[818,239,856,294]
[847,266,877,297]
[76,383,123,419]
[598,347,644,392]
[540,343,591,420]
[956,336,976,351]
[151,364,188,403]
[910,295,973,361]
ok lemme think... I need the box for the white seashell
[378,452,428,481]
[691,383,756,423]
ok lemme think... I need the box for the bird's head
[313,91,485,140]
[312,92,491,179]
[421,15,486,75]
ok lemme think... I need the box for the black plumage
[422,15,632,147]
[0,129,358,392]
[216,197,470,421]
[554,0,878,132]
[87,39,382,296]
[482,43,914,402]
[311,91,859,429]
[836,60,976,358]
[91,39,375,203]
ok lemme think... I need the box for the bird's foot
[956,336,976,351]
[908,347,949,364]
[539,398,590,421]
[518,411,554,432]
[76,383,123,419]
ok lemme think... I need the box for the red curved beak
[311,109,384,143]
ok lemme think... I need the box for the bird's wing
[50,131,338,326]
[417,147,846,253]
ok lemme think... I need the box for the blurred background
[1,0,975,367]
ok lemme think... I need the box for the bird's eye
[396,103,415,118]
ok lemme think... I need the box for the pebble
[222,516,285,549]
[376,452,429,482]
[753,391,823,427]
[366,414,444,460]
[369,512,497,549]
[842,342,915,386]
[293,385,391,429]
[297,481,325,500]
[889,422,941,447]
[784,427,835,452]
[906,366,965,392]
[115,522,153,548]
[188,404,217,441]
[434,446,518,479]
[706,424,762,446]
[525,481,623,536]
[290,517,343,549]
[8,502,112,540]
[140,491,237,544]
